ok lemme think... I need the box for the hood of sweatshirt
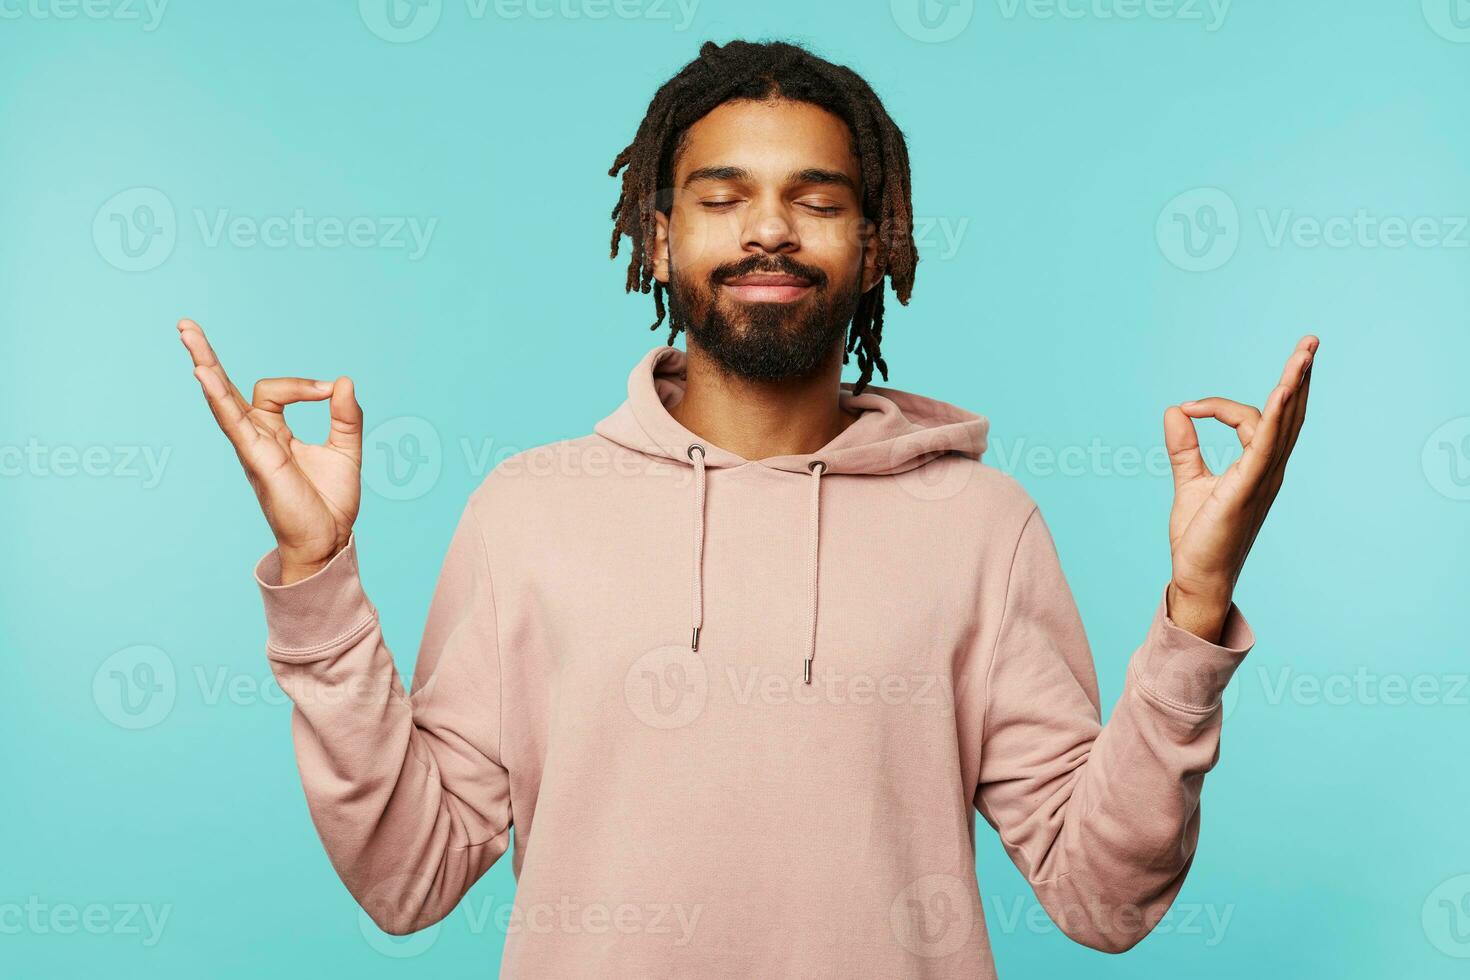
[594,344,990,685]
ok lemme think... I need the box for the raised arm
[975,335,1315,951]
[178,317,511,933]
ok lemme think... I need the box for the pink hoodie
[254,343,1255,978]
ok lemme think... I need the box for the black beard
[666,251,862,384]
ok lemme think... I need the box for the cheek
[797,217,868,271]
[669,207,740,276]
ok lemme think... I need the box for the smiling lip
[720,272,814,303]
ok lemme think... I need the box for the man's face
[652,97,879,383]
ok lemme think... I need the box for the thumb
[1164,405,1209,489]
[325,376,363,460]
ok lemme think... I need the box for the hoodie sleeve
[253,496,512,936]
[974,505,1254,954]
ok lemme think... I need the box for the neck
[669,336,862,461]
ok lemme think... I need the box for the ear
[858,217,882,294]
[651,210,671,284]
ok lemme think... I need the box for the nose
[741,195,799,254]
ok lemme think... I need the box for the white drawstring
[804,459,826,685]
[685,444,826,686]
[688,443,706,652]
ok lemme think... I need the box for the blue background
[2,0,1468,976]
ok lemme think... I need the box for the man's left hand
[1162,334,1318,642]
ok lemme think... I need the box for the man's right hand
[178,317,363,585]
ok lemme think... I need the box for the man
[178,38,1315,980]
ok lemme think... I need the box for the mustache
[708,254,828,289]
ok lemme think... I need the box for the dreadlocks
[607,39,917,396]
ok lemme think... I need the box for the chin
[720,296,812,324]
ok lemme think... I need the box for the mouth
[719,272,814,304]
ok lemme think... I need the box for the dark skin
[177,97,1317,639]
[651,98,879,461]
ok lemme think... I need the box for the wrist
[277,544,343,586]
[1166,579,1232,644]
[277,536,348,585]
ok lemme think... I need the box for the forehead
[673,98,860,183]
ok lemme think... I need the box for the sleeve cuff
[1129,584,1256,713]
[253,533,377,656]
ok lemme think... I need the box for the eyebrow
[683,165,858,193]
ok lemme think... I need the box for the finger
[1177,397,1261,449]
[1276,333,1317,379]
[1163,405,1210,488]
[1238,382,1292,487]
[252,377,335,414]
[1242,336,1317,488]
[1259,336,1317,475]
[1266,345,1317,494]
[177,318,250,414]
[1281,351,1313,457]
[1275,344,1315,391]
[192,362,266,460]
[247,376,335,442]
[324,376,363,459]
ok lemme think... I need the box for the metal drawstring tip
[690,626,700,653]
[803,657,812,685]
